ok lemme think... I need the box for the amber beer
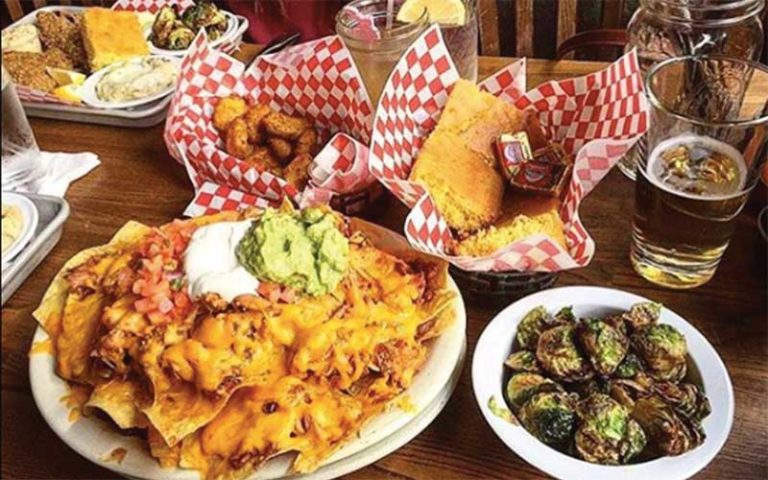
[631,135,750,288]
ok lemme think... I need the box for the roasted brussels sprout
[182,0,228,35]
[167,26,196,49]
[632,324,688,382]
[631,395,704,456]
[577,318,629,377]
[505,372,563,412]
[614,353,644,379]
[608,377,653,409]
[504,350,540,373]
[518,391,577,446]
[152,6,179,47]
[654,381,711,422]
[575,393,647,464]
[554,305,576,324]
[516,306,550,350]
[622,302,662,331]
[536,325,593,382]
[568,378,604,399]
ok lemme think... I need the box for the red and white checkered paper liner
[13,0,243,106]
[369,26,648,273]
[163,32,377,217]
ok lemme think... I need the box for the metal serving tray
[1,193,70,305]
[4,6,172,128]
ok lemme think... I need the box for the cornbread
[410,132,504,232]
[435,79,525,164]
[409,79,524,232]
[81,8,148,71]
[455,193,567,256]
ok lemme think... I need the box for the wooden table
[2,49,766,480]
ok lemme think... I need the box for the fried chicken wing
[213,95,247,131]
[267,138,294,164]
[284,154,313,190]
[295,128,319,155]
[262,112,308,140]
[225,118,253,158]
[242,103,271,144]
[244,147,283,176]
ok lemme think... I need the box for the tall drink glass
[631,56,768,289]
[336,1,428,106]
[2,66,43,191]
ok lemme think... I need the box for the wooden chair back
[478,0,635,59]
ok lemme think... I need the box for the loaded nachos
[33,206,456,479]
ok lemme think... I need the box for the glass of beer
[631,55,768,289]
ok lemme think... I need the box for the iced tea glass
[336,0,428,106]
[631,56,768,289]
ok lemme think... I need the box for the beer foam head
[647,134,747,199]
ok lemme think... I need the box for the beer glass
[631,56,768,289]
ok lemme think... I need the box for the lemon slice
[53,84,82,104]
[397,0,466,25]
[47,68,86,87]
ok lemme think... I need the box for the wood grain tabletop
[2,48,766,480]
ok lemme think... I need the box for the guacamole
[236,208,349,296]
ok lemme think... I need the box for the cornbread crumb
[456,194,567,256]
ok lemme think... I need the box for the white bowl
[147,11,242,57]
[30,279,467,480]
[80,56,181,110]
[1,192,39,267]
[471,286,734,480]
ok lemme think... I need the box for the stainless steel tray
[1,193,70,305]
[5,6,173,128]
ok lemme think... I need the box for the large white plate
[80,56,181,110]
[472,286,734,480]
[30,278,466,480]
[1,192,39,267]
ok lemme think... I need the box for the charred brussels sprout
[632,324,688,382]
[167,26,196,49]
[505,373,563,412]
[536,325,593,382]
[516,306,551,350]
[577,318,629,377]
[504,350,540,373]
[575,393,647,464]
[518,392,577,446]
[554,306,576,324]
[608,376,653,409]
[631,395,704,456]
[654,382,711,422]
[622,302,662,331]
[614,353,644,379]
[182,0,228,34]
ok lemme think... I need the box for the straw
[386,0,394,29]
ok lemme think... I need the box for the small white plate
[1,192,39,266]
[147,11,239,57]
[80,56,180,110]
[472,286,734,480]
[30,279,467,480]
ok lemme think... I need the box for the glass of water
[631,55,768,289]
[2,65,44,191]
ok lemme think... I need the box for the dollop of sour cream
[184,220,260,302]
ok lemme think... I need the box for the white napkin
[8,151,100,197]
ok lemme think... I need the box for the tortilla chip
[33,221,152,336]
[85,378,147,430]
